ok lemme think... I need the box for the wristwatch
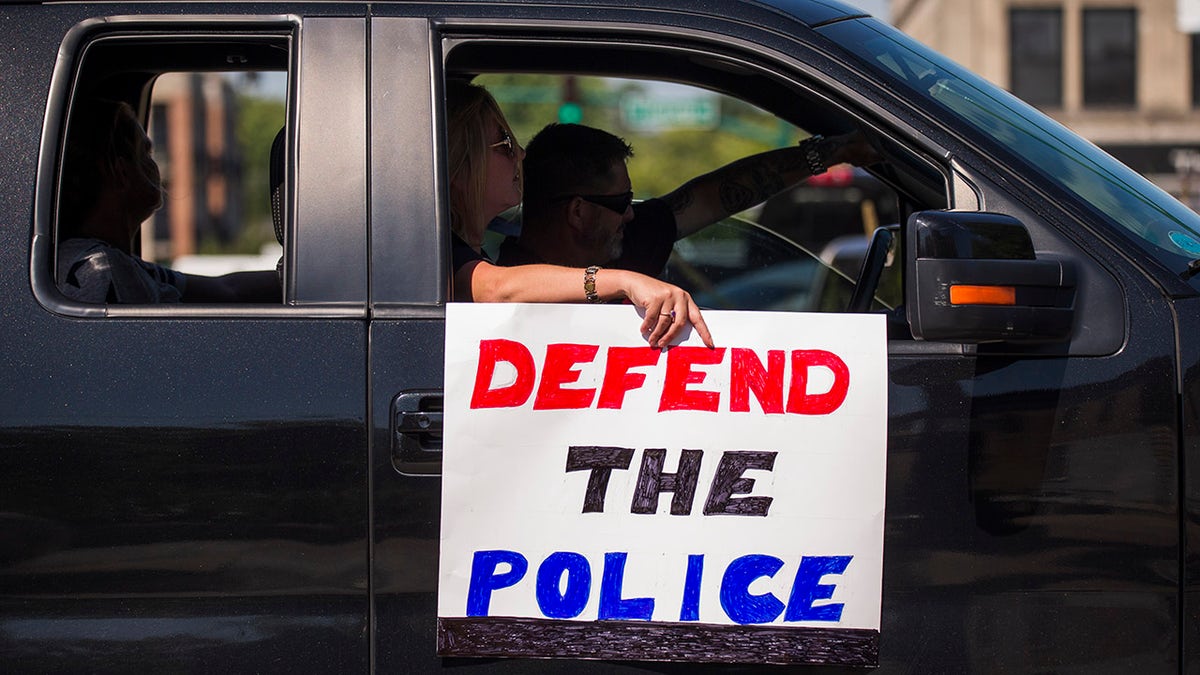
[799,134,828,176]
[584,265,602,303]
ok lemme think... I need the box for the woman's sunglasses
[555,190,635,215]
[489,129,517,159]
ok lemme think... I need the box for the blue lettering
[536,552,591,618]
[598,552,654,620]
[679,554,704,621]
[720,554,785,624]
[785,555,852,622]
[466,550,528,616]
[465,549,853,624]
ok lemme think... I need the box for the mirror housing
[906,211,1075,343]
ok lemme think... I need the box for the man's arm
[181,270,281,303]
[661,131,879,239]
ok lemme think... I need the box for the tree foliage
[195,93,285,256]
[236,94,286,233]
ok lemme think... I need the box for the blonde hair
[445,79,520,240]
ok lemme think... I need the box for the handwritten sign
[438,304,887,666]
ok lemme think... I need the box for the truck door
[1,12,371,672]
[881,216,1180,672]
[364,9,1184,673]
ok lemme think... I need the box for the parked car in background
[4,0,1200,671]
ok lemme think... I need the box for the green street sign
[619,96,718,131]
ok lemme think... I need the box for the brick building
[141,72,243,262]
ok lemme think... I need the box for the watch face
[584,267,600,302]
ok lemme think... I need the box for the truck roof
[17,0,869,28]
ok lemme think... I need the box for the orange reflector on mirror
[949,285,1016,305]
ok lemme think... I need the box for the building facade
[141,72,243,263]
[892,0,1200,210]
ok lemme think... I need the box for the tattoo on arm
[718,181,755,215]
[663,187,694,215]
[667,146,817,228]
[717,161,789,214]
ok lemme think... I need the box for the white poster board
[438,304,887,666]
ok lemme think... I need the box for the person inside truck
[446,80,712,349]
[499,122,878,276]
[56,99,280,304]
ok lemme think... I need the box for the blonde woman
[446,80,711,349]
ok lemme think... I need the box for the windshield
[820,18,1200,276]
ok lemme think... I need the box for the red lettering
[786,350,850,415]
[471,341,853,415]
[659,347,727,412]
[730,348,785,414]
[534,343,599,409]
[471,339,536,409]
[597,347,662,409]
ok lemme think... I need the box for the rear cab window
[30,19,351,318]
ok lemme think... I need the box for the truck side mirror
[905,211,1075,343]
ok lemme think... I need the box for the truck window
[39,30,293,312]
[461,66,943,316]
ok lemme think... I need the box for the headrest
[269,127,286,245]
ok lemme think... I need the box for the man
[497,122,878,275]
[58,99,280,304]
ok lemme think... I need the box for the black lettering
[566,446,635,513]
[703,450,777,516]
[630,448,703,515]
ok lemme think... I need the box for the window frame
[33,16,368,319]
[367,18,954,319]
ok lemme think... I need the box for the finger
[640,311,656,337]
[648,310,674,347]
[658,310,684,348]
[640,301,665,336]
[688,302,714,348]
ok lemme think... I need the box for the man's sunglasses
[554,190,634,215]
[489,129,517,159]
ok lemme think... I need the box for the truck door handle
[391,390,442,475]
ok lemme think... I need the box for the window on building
[1083,8,1137,107]
[1192,33,1200,107]
[1009,8,1063,107]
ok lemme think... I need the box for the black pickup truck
[3,0,1199,672]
